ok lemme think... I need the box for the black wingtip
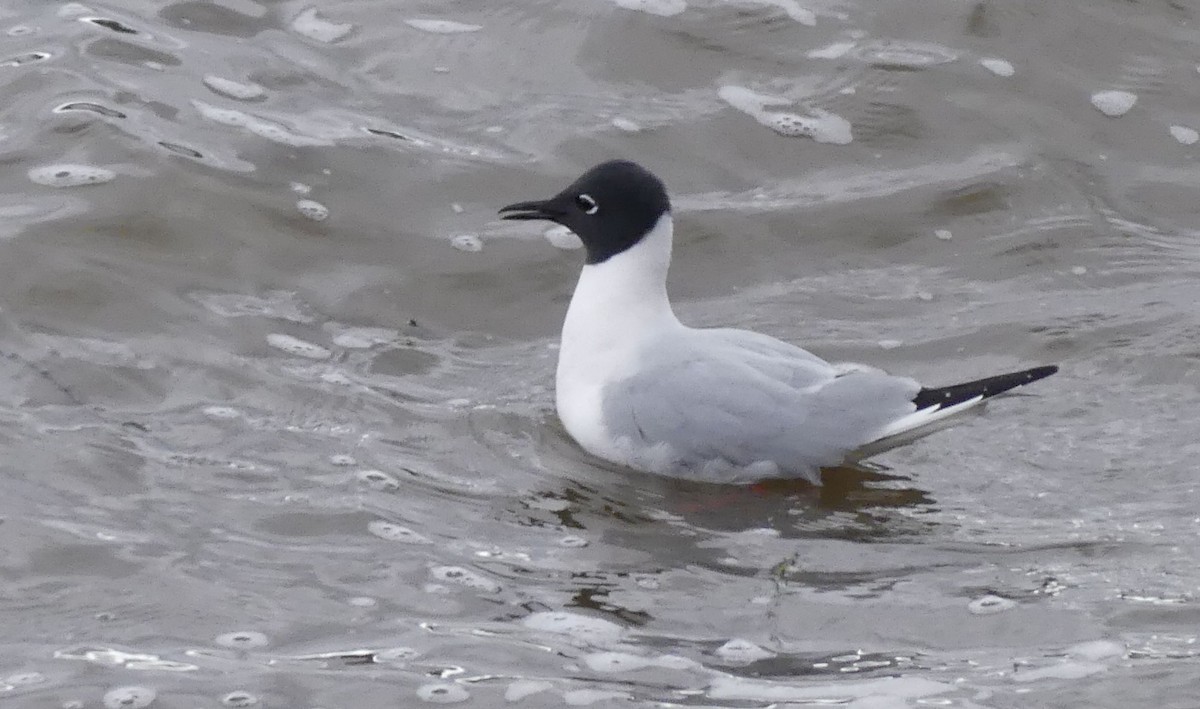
[912,364,1059,411]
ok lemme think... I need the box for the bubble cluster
[715,638,775,664]
[266,333,331,360]
[332,327,397,348]
[357,469,400,491]
[291,8,352,43]
[193,101,331,147]
[859,40,959,69]
[404,19,481,33]
[28,164,115,187]
[203,75,265,101]
[367,520,431,544]
[102,686,156,709]
[1169,125,1198,145]
[430,565,501,592]
[613,0,687,16]
[296,199,329,221]
[563,689,629,705]
[807,41,854,59]
[3,671,46,687]
[719,85,852,144]
[504,680,552,701]
[610,117,641,132]
[763,110,852,144]
[375,646,420,663]
[416,683,470,703]
[749,0,815,25]
[1091,90,1137,117]
[558,534,588,547]
[523,611,624,646]
[215,631,269,649]
[583,651,657,673]
[221,690,258,707]
[979,57,1015,77]
[451,234,483,252]
[968,594,1016,615]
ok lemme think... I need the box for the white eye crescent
[575,193,599,215]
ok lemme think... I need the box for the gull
[500,160,1058,484]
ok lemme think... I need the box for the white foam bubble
[291,7,352,42]
[203,75,265,101]
[979,58,1014,77]
[58,4,91,18]
[859,41,958,69]
[1070,265,1087,275]
[709,676,952,702]
[1012,661,1106,683]
[1067,639,1125,661]
[558,534,588,547]
[583,651,657,673]
[332,327,397,348]
[376,646,420,662]
[968,594,1016,615]
[266,333,331,360]
[715,638,775,664]
[215,631,269,649]
[718,85,792,112]
[103,687,156,709]
[430,565,501,592]
[611,116,641,132]
[1169,125,1199,145]
[451,234,483,252]
[544,225,582,250]
[935,229,953,240]
[1091,90,1137,117]
[748,0,815,25]
[296,199,329,221]
[28,164,115,187]
[404,18,481,33]
[523,611,624,646]
[764,110,853,144]
[357,469,400,491]
[222,690,258,707]
[808,41,854,59]
[878,339,903,350]
[718,85,851,144]
[505,680,552,701]
[368,520,431,544]
[192,101,330,147]
[3,672,45,687]
[562,689,629,706]
[417,683,470,703]
[204,406,241,419]
[614,0,687,16]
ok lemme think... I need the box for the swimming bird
[500,160,1058,484]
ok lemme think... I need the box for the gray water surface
[1,0,1199,707]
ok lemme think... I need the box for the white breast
[555,214,680,465]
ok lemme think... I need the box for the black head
[499,160,671,265]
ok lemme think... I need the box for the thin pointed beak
[498,199,563,221]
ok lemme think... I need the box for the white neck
[560,214,680,355]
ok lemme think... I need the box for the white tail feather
[849,395,986,461]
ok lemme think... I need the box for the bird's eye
[575,193,599,215]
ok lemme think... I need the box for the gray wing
[601,329,919,480]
